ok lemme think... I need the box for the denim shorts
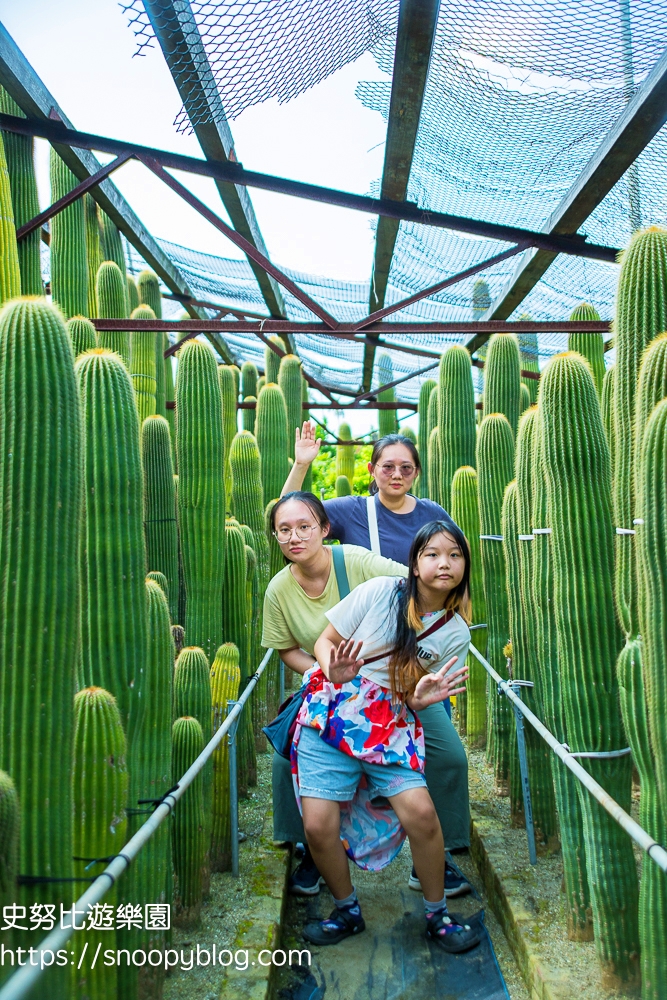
[296,725,426,802]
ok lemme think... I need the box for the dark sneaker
[303,903,366,946]
[408,862,472,897]
[425,908,481,953]
[289,857,324,896]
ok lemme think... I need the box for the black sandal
[425,909,481,953]
[303,905,366,946]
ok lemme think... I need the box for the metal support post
[227,699,240,877]
[506,680,537,865]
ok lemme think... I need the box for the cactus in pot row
[210,643,241,871]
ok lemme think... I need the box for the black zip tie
[73,855,119,871]
[17,875,96,885]
[143,517,177,524]
[136,784,179,812]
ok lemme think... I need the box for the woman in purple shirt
[277,424,471,899]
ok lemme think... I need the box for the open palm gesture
[408,657,469,712]
[294,421,321,467]
[327,638,365,684]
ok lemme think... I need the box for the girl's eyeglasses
[273,523,319,543]
[376,462,416,477]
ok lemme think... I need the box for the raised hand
[408,657,469,712]
[294,421,321,468]
[327,638,365,684]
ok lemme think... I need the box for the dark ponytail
[368,434,421,495]
[387,520,471,700]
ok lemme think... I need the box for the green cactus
[127,274,139,313]
[427,381,438,436]
[265,336,283,383]
[219,364,238,501]
[438,345,476,506]
[147,569,169,598]
[230,431,270,599]
[130,304,157,420]
[613,226,667,638]
[417,378,437,498]
[210,643,240,872]
[241,360,258,400]
[278,354,303,459]
[427,426,441,505]
[0,770,18,922]
[519,382,530,414]
[0,300,80,994]
[472,278,491,320]
[401,425,416,444]
[476,413,515,788]
[635,333,667,506]
[155,332,167,419]
[377,352,398,436]
[336,423,355,484]
[96,261,130,367]
[265,498,285,580]
[568,303,605,396]
[450,466,486,747]
[72,687,128,1000]
[257,375,266,393]
[100,209,127,281]
[84,194,102,319]
[223,520,254,790]
[336,474,352,496]
[601,365,615,475]
[242,394,257,433]
[165,341,176,457]
[76,348,147,740]
[0,88,41,295]
[531,407,592,940]
[541,352,639,986]
[67,316,97,357]
[242,533,267,745]
[517,327,540,405]
[171,716,206,927]
[176,339,225,663]
[142,414,179,624]
[255,383,289,507]
[502,482,526,822]
[302,379,313,490]
[0,133,19,306]
[137,269,162,317]
[50,148,88,318]
[483,334,521,436]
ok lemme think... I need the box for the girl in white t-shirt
[292,520,480,954]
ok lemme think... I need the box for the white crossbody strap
[366,494,381,555]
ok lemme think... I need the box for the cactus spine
[278,354,303,459]
[256,383,289,507]
[568,303,605,395]
[541,352,639,987]
[84,194,102,318]
[67,316,97,357]
[210,643,241,871]
[428,426,440,505]
[96,261,130,367]
[171,717,205,927]
[438,345,476,504]
[176,339,225,662]
[219,364,238,500]
[336,422,355,484]
[483,334,521,436]
[142,414,179,624]
[450,466,486,746]
[0,89,40,295]
[265,336,283,383]
[613,226,667,638]
[377,352,398,436]
[418,378,436,498]
[49,148,88,318]
[223,521,254,789]
[72,687,128,1000]
[531,409,592,939]
[477,413,515,788]
[130,304,157,420]
[0,301,81,994]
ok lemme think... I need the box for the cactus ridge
[219,364,238,500]
[541,352,639,983]
[417,378,437,498]
[255,384,289,508]
[84,194,102,319]
[223,521,255,788]
[67,316,97,357]
[130,304,158,420]
[336,422,355,484]
[96,261,130,367]
[601,365,616,479]
[278,354,303,460]
[0,770,18,906]
[634,333,667,516]
[377,352,398,437]
[568,303,605,396]
[518,330,540,405]
[147,569,169,598]
[137,269,162,318]
[241,360,258,400]
[427,426,440,504]
[49,148,87,318]
[171,717,205,921]
[483,334,521,436]
[173,646,213,846]
[265,336,283,384]
[127,274,139,313]
[210,643,241,871]
[0,89,40,295]
[142,414,179,624]
[438,345,476,505]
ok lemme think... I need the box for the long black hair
[368,434,421,495]
[387,519,471,699]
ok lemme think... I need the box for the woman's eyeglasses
[376,462,416,477]
[273,523,319,543]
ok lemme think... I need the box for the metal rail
[469,642,667,874]
[0,648,274,1000]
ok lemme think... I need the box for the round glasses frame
[273,523,320,544]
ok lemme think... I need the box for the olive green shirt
[261,544,407,656]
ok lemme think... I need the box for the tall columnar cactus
[438,345,476,505]
[243,395,257,433]
[49,148,88,318]
[519,383,530,414]
[278,354,303,459]
[427,381,438,437]
[476,413,515,788]
[450,466,486,746]
[72,687,128,1000]
[531,410,592,939]
[634,333,667,507]
[265,499,285,581]
[242,530,267,739]
[336,422,355,485]
[96,261,130,368]
[137,269,162,317]
[265,336,283,383]
[242,360,258,400]
[137,269,166,420]
[601,366,615,475]
[230,364,240,401]
[142,414,179,624]
[223,520,254,790]
[147,569,169,597]
[377,352,398,436]
[127,275,139,313]
[541,352,639,987]
[336,474,352,496]
[210,643,241,872]
[502,482,526,822]
[418,378,437,498]
[257,375,266,393]
[84,194,102,318]
[0,131,19,306]
[130,304,157,420]
[568,303,605,396]
[613,226,667,638]
[165,341,176,454]
[402,425,416,444]
[230,432,270,600]
[100,209,127,283]
[0,88,41,295]
[483,334,521,436]
[171,717,205,927]
[219,364,238,500]
[76,348,147,740]
[0,770,18,914]
[67,316,97,357]
[176,339,225,663]
[255,382,289,507]
[428,426,441,505]
[517,328,540,405]
[0,300,81,991]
